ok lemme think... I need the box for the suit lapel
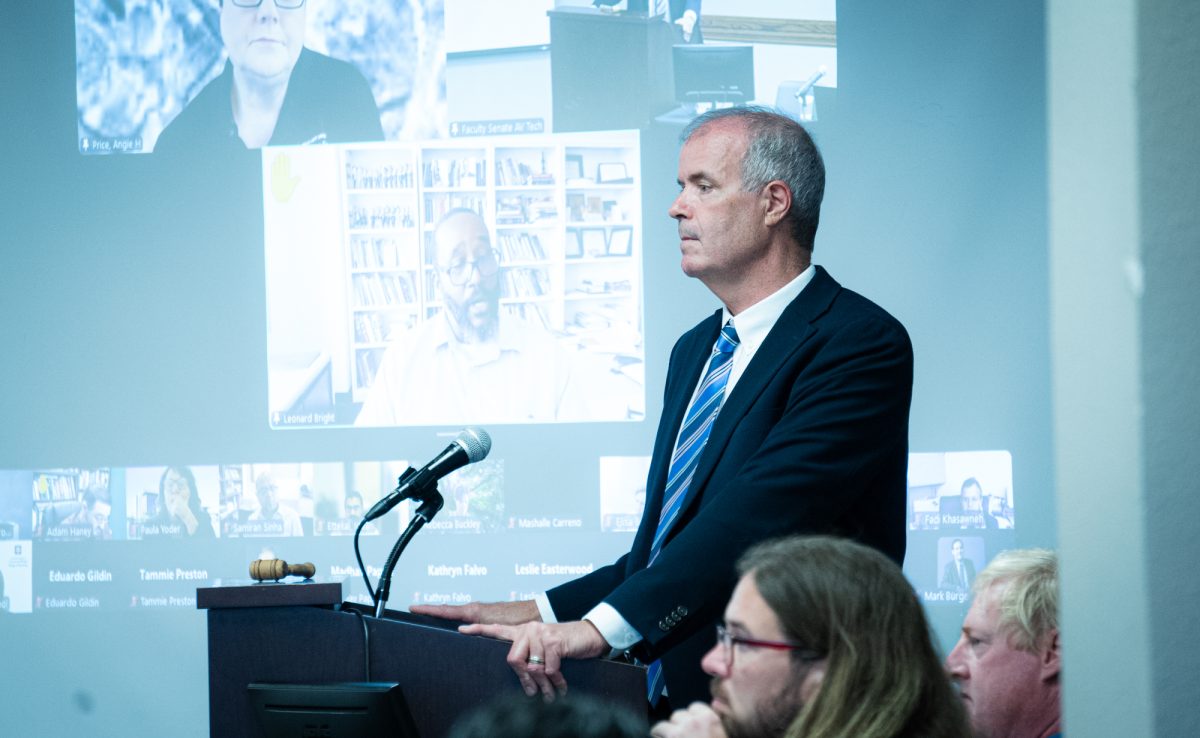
[659,312,723,463]
[632,310,722,567]
[662,268,843,540]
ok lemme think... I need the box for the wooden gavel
[249,558,316,582]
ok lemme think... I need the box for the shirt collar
[721,264,816,353]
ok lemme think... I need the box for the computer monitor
[673,44,755,105]
[248,682,418,738]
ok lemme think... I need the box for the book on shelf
[424,269,439,301]
[496,232,546,262]
[348,205,414,230]
[354,311,417,343]
[353,273,417,307]
[34,474,77,502]
[502,267,550,298]
[424,157,486,188]
[496,196,525,224]
[351,237,410,269]
[424,193,485,225]
[495,157,558,187]
[345,162,415,190]
[496,194,558,225]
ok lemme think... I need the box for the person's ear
[761,181,792,227]
[799,658,827,703]
[1039,629,1061,682]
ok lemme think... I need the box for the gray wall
[1050,0,1200,735]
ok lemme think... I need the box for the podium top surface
[196,578,346,610]
[547,6,659,25]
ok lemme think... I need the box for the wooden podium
[197,580,648,738]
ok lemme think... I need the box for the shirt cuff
[533,592,558,624]
[582,601,643,651]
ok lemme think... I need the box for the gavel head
[249,559,316,581]
[249,559,287,581]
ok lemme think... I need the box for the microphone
[364,427,492,522]
[795,65,827,99]
[249,559,316,581]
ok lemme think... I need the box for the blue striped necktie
[645,320,739,703]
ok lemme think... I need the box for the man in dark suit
[940,538,977,591]
[412,107,913,709]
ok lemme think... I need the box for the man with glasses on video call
[155,0,383,153]
[357,208,618,426]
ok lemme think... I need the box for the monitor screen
[248,682,417,738]
[672,44,755,104]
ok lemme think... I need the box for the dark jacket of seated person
[154,48,384,154]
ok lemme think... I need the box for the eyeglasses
[443,249,502,286]
[229,0,306,9]
[714,625,821,668]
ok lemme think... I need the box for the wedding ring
[526,655,546,665]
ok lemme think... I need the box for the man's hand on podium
[676,9,698,42]
[458,619,609,702]
[409,599,540,626]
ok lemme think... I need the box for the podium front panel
[205,600,647,737]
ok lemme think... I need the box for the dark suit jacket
[940,557,976,591]
[154,48,383,155]
[547,266,913,704]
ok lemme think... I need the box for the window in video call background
[0,0,1020,641]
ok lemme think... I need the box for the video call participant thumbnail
[154,0,383,154]
[939,537,976,592]
[143,466,216,538]
[231,472,305,537]
[60,486,114,540]
[314,489,377,536]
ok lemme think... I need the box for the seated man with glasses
[358,208,619,426]
[651,535,969,738]
[155,0,383,153]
